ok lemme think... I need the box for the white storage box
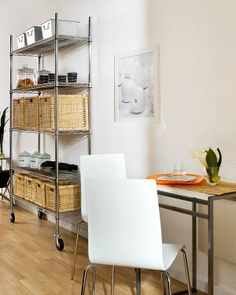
[17,33,27,48]
[41,19,80,39]
[25,26,43,45]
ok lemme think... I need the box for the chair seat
[162,243,184,270]
[89,243,184,271]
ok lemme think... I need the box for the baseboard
[169,268,234,295]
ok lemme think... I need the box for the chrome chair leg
[160,272,167,295]
[91,265,96,295]
[81,264,96,295]
[135,268,141,295]
[111,266,115,295]
[181,249,192,295]
[71,220,84,280]
[163,272,172,295]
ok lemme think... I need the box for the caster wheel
[56,237,64,251]
[10,212,15,223]
[38,211,45,219]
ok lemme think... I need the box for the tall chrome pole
[54,12,61,247]
[88,16,92,155]
[9,35,15,222]
[37,55,42,153]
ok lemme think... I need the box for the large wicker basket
[24,97,39,130]
[45,182,80,212]
[35,179,47,207]
[39,94,89,131]
[24,176,37,202]
[13,174,25,199]
[13,99,25,129]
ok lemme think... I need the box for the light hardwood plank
[0,200,205,294]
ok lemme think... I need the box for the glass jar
[38,152,51,168]
[16,64,35,88]
[30,151,41,169]
[36,69,50,84]
[19,151,30,167]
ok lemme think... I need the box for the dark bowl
[67,72,78,83]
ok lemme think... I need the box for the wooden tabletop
[157,180,236,201]
[169,180,236,196]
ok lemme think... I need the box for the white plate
[158,175,196,182]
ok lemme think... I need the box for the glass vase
[205,166,220,186]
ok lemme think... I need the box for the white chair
[81,178,192,295]
[71,153,127,280]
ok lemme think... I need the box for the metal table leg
[135,268,141,295]
[192,202,197,293]
[208,200,214,295]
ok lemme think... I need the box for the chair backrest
[85,178,164,270]
[80,154,127,222]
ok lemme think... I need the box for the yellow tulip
[191,149,208,168]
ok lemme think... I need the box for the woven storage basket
[13,174,25,199]
[35,179,47,207]
[45,182,80,212]
[24,176,37,202]
[24,96,39,130]
[39,94,89,131]
[13,99,25,129]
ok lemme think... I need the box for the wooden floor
[0,200,205,295]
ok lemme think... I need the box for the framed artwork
[114,47,159,121]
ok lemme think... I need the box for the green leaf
[206,148,218,167]
[217,148,222,167]
[0,107,8,134]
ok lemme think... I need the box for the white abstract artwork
[115,48,159,121]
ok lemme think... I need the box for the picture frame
[114,47,160,122]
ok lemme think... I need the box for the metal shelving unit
[11,128,91,136]
[11,82,91,93]
[10,165,80,183]
[9,13,92,251]
[11,35,89,56]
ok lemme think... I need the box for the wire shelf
[11,82,91,93]
[11,35,90,56]
[11,128,91,136]
[11,165,80,183]
[11,194,80,215]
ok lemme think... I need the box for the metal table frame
[157,186,236,295]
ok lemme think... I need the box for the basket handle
[42,21,51,31]
[17,35,24,42]
[27,29,34,37]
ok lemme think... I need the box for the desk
[157,181,236,295]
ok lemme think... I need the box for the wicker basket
[24,96,39,130]
[24,176,37,202]
[35,179,47,207]
[13,174,25,198]
[39,94,89,131]
[45,182,80,212]
[13,99,25,129]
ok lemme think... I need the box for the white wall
[1,0,236,294]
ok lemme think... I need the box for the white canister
[30,152,41,169]
[19,151,31,168]
[39,153,51,168]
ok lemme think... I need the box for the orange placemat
[147,173,204,185]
